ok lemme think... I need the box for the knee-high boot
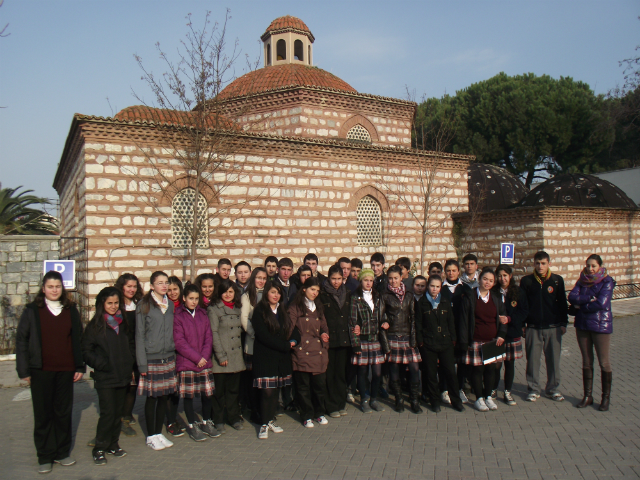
[599,371,612,411]
[577,368,593,408]
[409,382,423,414]
[390,380,404,413]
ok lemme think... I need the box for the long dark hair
[114,273,144,304]
[91,286,125,334]
[216,278,242,308]
[168,276,183,301]
[493,265,519,303]
[194,273,216,308]
[139,271,169,315]
[291,277,324,316]
[247,267,267,307]
[258,282,291,334]
[34,271,75,308]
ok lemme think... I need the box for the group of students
[16,250,616,473]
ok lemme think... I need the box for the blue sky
[1,0,638,200]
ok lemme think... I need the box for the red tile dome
[218,63,356,99]
[261,16,314,42]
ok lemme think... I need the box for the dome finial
[261,16,314,67]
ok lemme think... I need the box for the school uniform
[274,277,298,307]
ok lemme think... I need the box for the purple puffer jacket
[174,304,213,372]
[568,275,616,334]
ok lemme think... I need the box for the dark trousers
[471,364,496,399]
[30,369,75,465]
[325,347,349,413]
[421,345,461,407]
[293,371,327,421]
[95,386,127,453]
[122,367,139,419]
[212,372,242,425]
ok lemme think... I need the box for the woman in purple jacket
[173,284,219,441]
[568,254,616,411]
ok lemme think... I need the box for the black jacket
[416,297,456,348]
[82,317,135,389]
[381,290,417,347]
[458,289,508,350]
[251,303,299,379]
[520,273,568,329]
[15,302,85,379]
[319,290,352,348]
[344,276,359,293]
[374,273,388,294]
[493,287,529,340]
[273,277,298,307]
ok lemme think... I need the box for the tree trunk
[525,169,536,189]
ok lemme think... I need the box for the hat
[358,268,375,281]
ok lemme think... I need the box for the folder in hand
[481,340,506,365]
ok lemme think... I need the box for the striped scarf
[387,282,406,302]
[533,269,552,285]
[104,310,123,334]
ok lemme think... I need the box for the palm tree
[0,185,58,235]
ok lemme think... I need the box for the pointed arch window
[356,195,382,246]
[347,124,372,143]
[172,188,209,248]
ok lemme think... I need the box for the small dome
[218,64,356,99]
[468,163,528,212]
[261,16,314,42]
[516,173,637,209]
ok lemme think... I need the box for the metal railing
[612,283,640,300]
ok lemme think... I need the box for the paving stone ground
[1,317,639,480]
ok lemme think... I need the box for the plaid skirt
[244,352,253,371]
[138,356,177,397]
[505,338,523,361]
[351,340,385,366]
[253,375,292,389]
[178,368,215,398]
[386,335,421,364]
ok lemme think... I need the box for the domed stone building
[53,15,472,310]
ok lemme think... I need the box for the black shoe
[87,437,96,447]
[409,382,424,414]
[431,404,442,413]
[92,450,107,466]
[106,446,127,457]
[166,422,185,437]
[123,415,137,425]
[452,403,465,412]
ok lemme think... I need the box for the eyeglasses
[154,282,169,286]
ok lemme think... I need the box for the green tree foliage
[0,185,57,235]
[415,73,608,188]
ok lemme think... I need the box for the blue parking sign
[500,243,515,265]
[44,260,76,289]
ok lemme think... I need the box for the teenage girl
[349,269,388,414]
[288,277,330,428]
[82,287,134,465]
[164,276,184,437]
[208,279,246,432]
[167,276,183,310]
[114,273,143,436]
[251,283,298,439]
[195,273,216,309]
[136,271,177,451]
[173,284,220,441]
[240,267,268,423]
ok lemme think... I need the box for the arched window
[172,188,209,248]
[356,196,382,246]
[294,39,304,61]
[276,39,286,61]
[347,124,372,143]
[266,44,271,66]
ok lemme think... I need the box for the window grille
[347,124,372,143]
[356,195,382,246]
[171,188,209,248]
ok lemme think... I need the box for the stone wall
[0,235,59,353]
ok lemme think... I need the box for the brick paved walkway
[1,317,639,480]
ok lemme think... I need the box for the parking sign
[500,243,515,265]
[43,260,76,289]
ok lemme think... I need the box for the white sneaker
[303,419,314,428]
[347,393,355,403]
[459,389,469,404]
[258,425,268,439]
[474,397,489,412]
[441,391,451,404]
[156,434,173,448]
[526,392,540,402]
[315,415,329,425]
[146,435,165,450]
[485,396,498,411]
[267,420,283,433]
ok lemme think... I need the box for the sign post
[43,260,76,290]
[500,243,515,265]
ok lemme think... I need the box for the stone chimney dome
[261,16,314,67]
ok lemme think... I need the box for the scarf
[427,293,441,309]
[533,268,552,285]
[388,282,406,303]
[222,299,235,309]
[323,280,347,308]
[152,292,169,314]
[579,267,608,287]
[44,298,63,316]
[172,298,181,309]
[460,272,479,289]
[104,310,123,334]
[203,296,211,306]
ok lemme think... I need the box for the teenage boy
[428,262,443,278]
[338,257,359,293]
[395,257,413,290]
[350,258,363,280]
[214,258,232,287]
[303,253,326,282]
[273,257,297,307]
[264,256,278,282]
[234,261,252,294]
[370,252,387,293]
[520,251,568,402]
[412,275,427,302]
[460,254,479,288]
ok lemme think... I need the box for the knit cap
[358,268,375,281]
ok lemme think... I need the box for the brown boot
[577,368,593,408]
[599,371,612,411]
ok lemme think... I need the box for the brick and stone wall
[0,235,59,353]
